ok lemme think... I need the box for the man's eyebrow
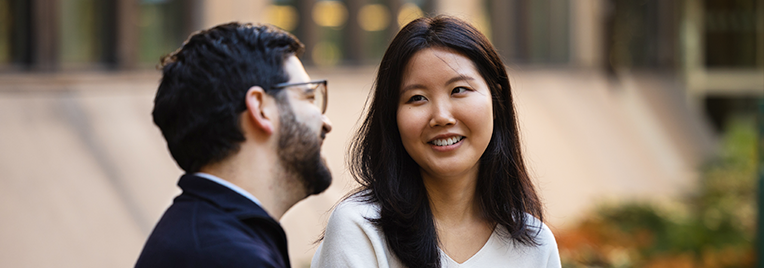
[445,75,475,86]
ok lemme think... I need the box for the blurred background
[0,0,762,267]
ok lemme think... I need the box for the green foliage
[558,118,757,268]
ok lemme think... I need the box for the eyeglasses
[271,79,328,114]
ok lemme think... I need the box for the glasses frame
[271,79,328,114]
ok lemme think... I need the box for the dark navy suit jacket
[135,174,291,268]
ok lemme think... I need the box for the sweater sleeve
[539,223,562,268]
[311,201,398,268]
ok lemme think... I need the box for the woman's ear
[244,86,275,135]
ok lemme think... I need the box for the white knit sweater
[311,199,562,268]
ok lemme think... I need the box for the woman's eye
[408,95,426,102]
[452,87,468,94]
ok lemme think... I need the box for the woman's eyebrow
[401,75,475,93]
[445,75,475,86]
[400,83,426,93]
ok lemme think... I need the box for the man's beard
[276,100,332,196]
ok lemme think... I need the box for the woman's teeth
[431,136,463,146]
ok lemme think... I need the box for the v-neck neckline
[438,227,498,267]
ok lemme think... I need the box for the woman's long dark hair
[348,16,543,268]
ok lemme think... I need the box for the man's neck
[199,147,305,221]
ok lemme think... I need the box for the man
[136,22,332,267]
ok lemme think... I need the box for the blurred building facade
[0,1,761,267]
[1,0,762,127]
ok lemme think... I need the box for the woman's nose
[429,101,456,127]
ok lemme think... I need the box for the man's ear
[245,86,275,135]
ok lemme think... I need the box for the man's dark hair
[152,22,304,173]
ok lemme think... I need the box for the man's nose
[322,114,333,135]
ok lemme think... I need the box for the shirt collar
[193,172,262,207]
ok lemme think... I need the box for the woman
[312,16,561,268]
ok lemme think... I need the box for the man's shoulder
[196,241,287,267]
[136,192,288,267]
[145,191,275,240]
[136,241,285,268]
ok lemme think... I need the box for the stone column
[183,0,205,37]
[385,0,403,40]
[344,0,365,65]
[297,0,317,65]
[434,0,489,36]
[681,0,705,111]
[757,0,764,68]
[115,0,139,69]
[570,0,604,69]
[31,0,59,71]
[488,0,515,63]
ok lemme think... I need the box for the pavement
[0,66,715,268]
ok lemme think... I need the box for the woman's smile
[428,135,465,152]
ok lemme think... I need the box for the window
[59,0,114,69]
[0,0,32,69]
[139,0,188,65]
[488,0,571,65]
[704,0,760,68]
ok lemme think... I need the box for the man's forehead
[283,56,310,83]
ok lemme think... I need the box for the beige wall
[433,0,492,38]
[200,0,270,28]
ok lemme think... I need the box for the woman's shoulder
[527,218,561,267]
[485,216,560,267]
[533,222,558,250]
[314,196,402,268]
[520,214,557,247]
[326,195,380,228]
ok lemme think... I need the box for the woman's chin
[419,162,480,182]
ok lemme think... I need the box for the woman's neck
[422,167,495,263]
[422,168,483,226]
